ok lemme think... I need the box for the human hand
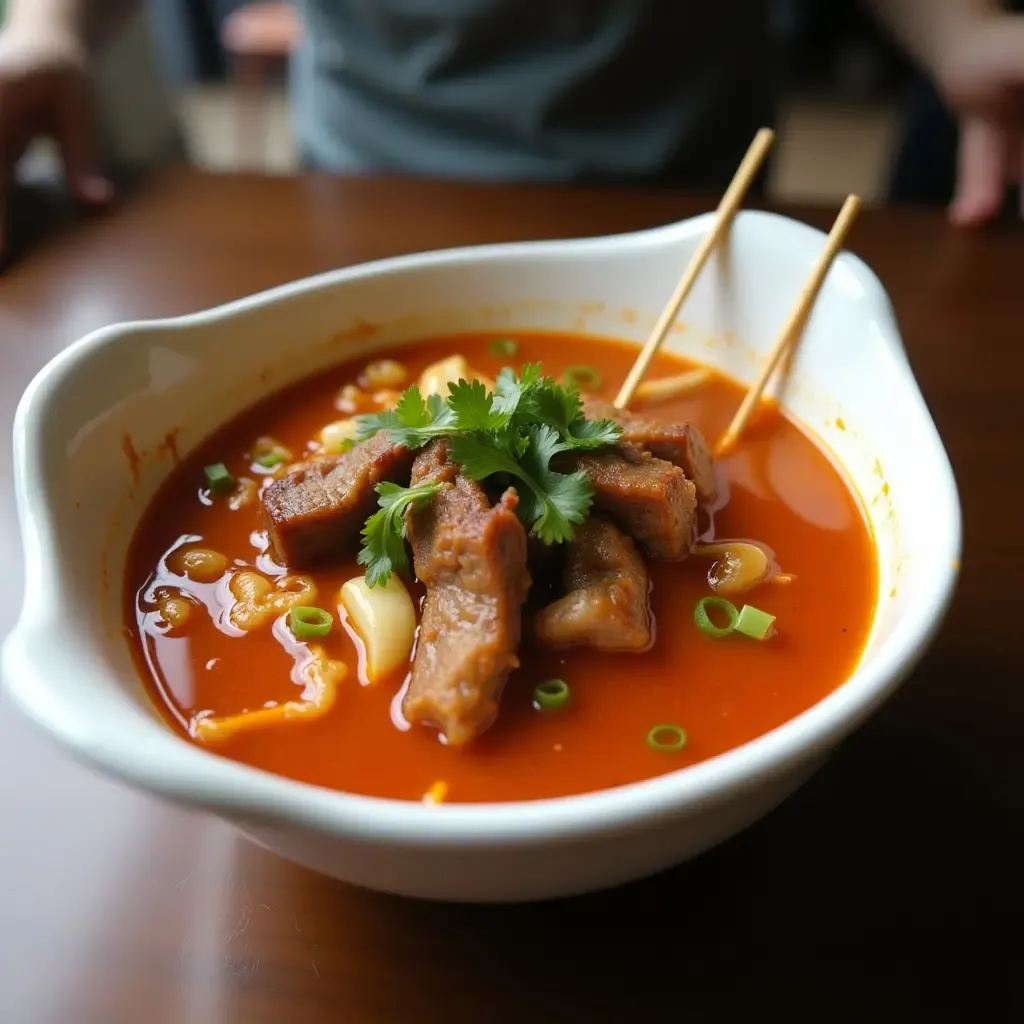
[939,15,1024,226]
[0,19,112,255]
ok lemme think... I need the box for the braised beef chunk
[261,432,414,567]
[559,446,696,560]
[535,517,651,651]
[583,397,718,504]
[403,441,531,747]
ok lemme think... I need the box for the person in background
[889,0,1024,213]
[0,0,178,257]
[1,1,1023,259]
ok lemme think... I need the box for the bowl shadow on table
[225,647,1019,1022]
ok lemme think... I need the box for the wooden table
[0,170,1020,1023]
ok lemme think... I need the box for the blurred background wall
[145,0,912,202]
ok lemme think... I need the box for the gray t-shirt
[292,0,772,188]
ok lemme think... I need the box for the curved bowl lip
[3,210,963,848]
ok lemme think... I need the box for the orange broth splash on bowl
[123,332,877,803]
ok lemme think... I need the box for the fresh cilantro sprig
[353,389,451,445]
[354,363,619,454]
[449,424,593,544]
[353,408,400,443]
[354,363,623,584]
[357,481,445,587]
[519,384,621,449]
[492,362,543,421]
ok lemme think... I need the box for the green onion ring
[694,596,740,638]
[647,724,688,752]
[255,450,287,469]
[288,605,334,640]
[533,678,571,711]
[489,337,518,357]
[563,365,603,390]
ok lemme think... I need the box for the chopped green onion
[254,451,286,469]
[533,678,571,711]
[251,437,291,470]
[489,337,518,357]
[694,596,739,637]
[694,597,777,641]
[204,462,235,494]
[563,365,602,391]
[288,605,334,640]
[647,724,688,752]
[736,604,777,640]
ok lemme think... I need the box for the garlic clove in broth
[419,354,494,397]
[693,541,771,596]
[362,358,408,390]
[419,355,471,397]
[318,418,360,454]
[339,574,417,683]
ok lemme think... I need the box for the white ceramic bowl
[1,211,960,902]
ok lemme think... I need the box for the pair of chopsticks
[614,128,861,458]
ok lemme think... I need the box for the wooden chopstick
[614,127,775,410]
[715,194,862,457]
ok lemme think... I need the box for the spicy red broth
[124,332,877,803]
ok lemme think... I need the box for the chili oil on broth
[124,331,878,803]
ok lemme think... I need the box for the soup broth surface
[125,332,877,803]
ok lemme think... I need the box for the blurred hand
[0,20,112,255]
[940,15,1024,226]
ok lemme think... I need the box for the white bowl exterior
[239,759,823,902]
[2,211,960,901]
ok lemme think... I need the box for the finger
[950,117,1008,227]
[54,75,113,207]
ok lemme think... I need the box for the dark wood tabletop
[0,169,1020,1024]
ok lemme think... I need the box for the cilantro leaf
[394,386,433,428]
[450,424,590,544]
[354,408,401,442]
[426,393,448,419]
[517,379,622,450]
[519,380,582,436]
[525,469,593,542]
[355,386,458,448]
[448,430,523,482]
[448,378,503,431]
[566,416,622,449]
[505,425,531,459]
[492,362,543,420]
[357,480,445,587]
[521,421,570,467]
[517,425,593,542]
[388,386,455,449]
[518,361,544,390]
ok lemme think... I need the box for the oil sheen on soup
[124,332,877,803]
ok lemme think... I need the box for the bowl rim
[2,210,963,846]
